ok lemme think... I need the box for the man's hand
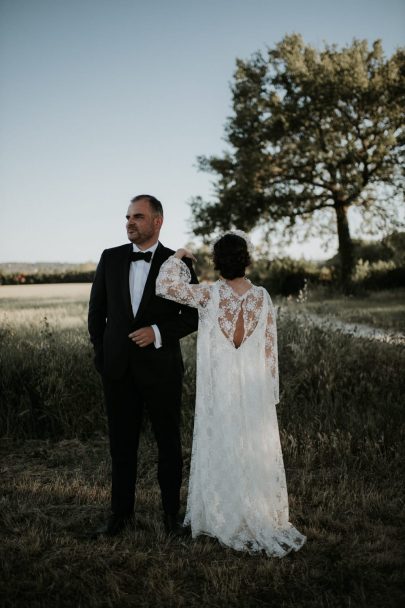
[128,326,155,348]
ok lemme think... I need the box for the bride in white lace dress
[156,232,306,557]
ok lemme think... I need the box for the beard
[127,225,155,245]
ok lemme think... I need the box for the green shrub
[249,257,333,296]
[352,260,405,290]
[0,271,96,285]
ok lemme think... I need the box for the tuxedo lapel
[134,242,166,323]
[121,244,135,320]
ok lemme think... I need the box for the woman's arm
[264,290,279,403]
[156,249,211,308]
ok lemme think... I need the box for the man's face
[126,199,163,248]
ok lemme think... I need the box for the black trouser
[102,353,183,517]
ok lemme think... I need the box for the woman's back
[215,280,265,349]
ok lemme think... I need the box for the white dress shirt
[129,241,162,349]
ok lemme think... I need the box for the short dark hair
[213,233,251,279]
[131,194,163,217]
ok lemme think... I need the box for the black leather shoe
[92,514,135,539]
[163,513,187,537]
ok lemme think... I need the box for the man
[88,194,198,537]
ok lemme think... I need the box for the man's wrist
[151,324,162,349]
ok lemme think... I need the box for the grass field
[295,288,405,332]
[0,284,404,607]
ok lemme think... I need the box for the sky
[1,0,404,263]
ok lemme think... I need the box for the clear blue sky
[1,0,404,263]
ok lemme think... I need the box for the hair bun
[213,233,252,279]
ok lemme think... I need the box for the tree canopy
[191,35,405,287]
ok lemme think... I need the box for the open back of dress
[217,281,263,349]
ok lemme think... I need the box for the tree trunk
[334,203,354,292]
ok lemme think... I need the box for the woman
[156,231,306,557]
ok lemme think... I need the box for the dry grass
[0,283,91,300]
[0,284,91,330]
[0,285,404,607]
[1,435,403,608]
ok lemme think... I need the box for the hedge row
[1,262,404,294]
[0,271,96,285]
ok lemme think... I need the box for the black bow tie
[130,251,153,263]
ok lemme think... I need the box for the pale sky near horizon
[1,0,404,263]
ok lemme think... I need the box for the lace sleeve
[264,289,279,403]
[156,256,211,308]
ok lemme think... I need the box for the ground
[0,284,404,607]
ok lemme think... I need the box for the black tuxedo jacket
[88,242,198,381]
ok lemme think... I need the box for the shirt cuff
[151,324,162,349]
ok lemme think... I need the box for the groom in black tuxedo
[88,194,198,537]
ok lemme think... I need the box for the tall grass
[1,303,404,459]
[0,292,404,607]
[0,312,104,438]
[277,310,404,462]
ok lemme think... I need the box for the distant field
[285,288,405,332]
[0,283,92,330]
[0,283,91,300]
[2,283,404,332]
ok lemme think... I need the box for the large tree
[191,35,405,288]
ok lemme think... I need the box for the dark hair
[131,194,163,217]
[213,234,251,279]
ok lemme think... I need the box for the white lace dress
[156,256,306,557]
